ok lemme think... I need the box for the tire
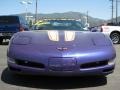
[110,32,120,44]
[0,38,3,44]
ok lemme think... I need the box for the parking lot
[0,43,120,90]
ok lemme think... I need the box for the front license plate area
[49,58,76,71]
[62,58,76,71]
[49,59,62,71]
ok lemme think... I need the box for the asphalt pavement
[0,42,120,90]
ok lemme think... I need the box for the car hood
[12,30,112,46]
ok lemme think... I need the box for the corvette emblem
[57,47,68,51]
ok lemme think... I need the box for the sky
[0,0,118,20]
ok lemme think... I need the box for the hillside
[15,11,106,27]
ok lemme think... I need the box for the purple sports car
[7,20,116,76]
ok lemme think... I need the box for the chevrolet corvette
[7,19,116,76]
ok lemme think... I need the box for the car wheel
[110,32,120,44]
[0,38,3,44]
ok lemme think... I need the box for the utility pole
[116,0,118,23]
[20,0,32,20]
[86,11,89,24]
[83,11,89,29]
[110,0,120,24]
[35,0,38,23]
[109,0,114,23]
[112,0,114,23]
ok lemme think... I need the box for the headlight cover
[7,57,15,63]
[92,34,112,46]
[12,36,31,45]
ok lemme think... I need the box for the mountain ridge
[14,11,107,27]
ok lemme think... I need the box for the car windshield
[34,20,86,31]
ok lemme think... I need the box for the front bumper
[7,58,115,76]
[7,44,116,76]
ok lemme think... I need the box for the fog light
[108,60,115,65]
[7,57,15,64]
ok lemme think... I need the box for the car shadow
[1,68,107,89]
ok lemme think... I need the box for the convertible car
[7,19,116,76]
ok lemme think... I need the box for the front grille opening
[80,60,108,69]
[9,66,21,71]
[103,67,114,72]
[15,59,45,69]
